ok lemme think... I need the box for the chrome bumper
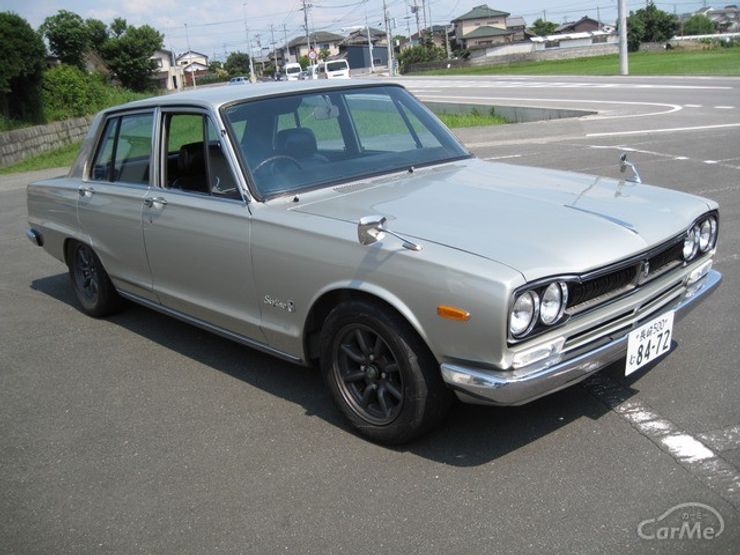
[25,228,43,247]
[441,269,722,406]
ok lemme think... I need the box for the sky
[5,0,718,61]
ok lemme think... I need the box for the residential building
[175,50,208,86]
[151,48,182,91]
[451,4,515,49]
[409,25,449,49]
[505,16,530,42]
[287,31,344,62]
[555,16,602,34]
[698,5,740,32]
[338,28,388,70]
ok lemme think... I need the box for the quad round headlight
[540,281,568,325]
[699,217,717,253]
[509,291,539,337]
[683,225,700,261]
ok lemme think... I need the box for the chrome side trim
[25,228,43,246]
[116,289,304,365]
[442,269,721,406]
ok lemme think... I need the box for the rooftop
[463,25,514,39]
[288,31,344,48]
[453,4,510,22]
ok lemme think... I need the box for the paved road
[2,75,739,552]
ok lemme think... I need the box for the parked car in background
[228,76,249,85]
[300,65,319,80]
[25,81,721,444]
[318,59,350,79]
[284,63,302,81]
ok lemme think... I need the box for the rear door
[77,110,156,301]
[141,108,265,341]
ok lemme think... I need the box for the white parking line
[715,106,735,109]
[699,425,740,452]
[584,374,740,510]
[684,104,703,108]
[587,122,740,137]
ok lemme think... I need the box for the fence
[0,116,93,168]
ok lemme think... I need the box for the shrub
[0,12,45,122]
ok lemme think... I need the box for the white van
[284,63,302,81]
[318,59,350,79]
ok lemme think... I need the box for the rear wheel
[67,241,123,317]
[320,300,452,444]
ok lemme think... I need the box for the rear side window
[90,112,153,185]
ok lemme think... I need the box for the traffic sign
[308,49,317,60]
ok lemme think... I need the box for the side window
[163,112,240,199]
[90,113,152,184]
[91,118,118,181]
[115,113,153,185]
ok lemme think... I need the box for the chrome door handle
[78,186,95,197]
[144,196,167,208]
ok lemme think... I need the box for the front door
[141,110,265,342]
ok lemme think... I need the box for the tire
[66,241,123,317]
[320,300,453,444]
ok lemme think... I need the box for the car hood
[293,158,711,280]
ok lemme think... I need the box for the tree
[86,18,108,52]
[682,14,714,36]
[0,12,45,121]
[100,20,163,91]
[626,2,679,51]
[40,9,90,68]
[397,43,445,72]
[298,55,310,69]
[530,18,557,36]
[319,48,330,61]
[224,51,250,75]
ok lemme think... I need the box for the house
[286,31,344,62]
[555,16,601,34]
[151,48,183,91]
[451,4,515,49]
[338,28,388,70]
[175,50,208,86]
[698,5,740,32]
[409,25,449,49]
[505,16,530,42]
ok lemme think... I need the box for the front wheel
[320,300,452,444]
[67,241,123,317]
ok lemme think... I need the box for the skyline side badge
[264,295,295,313]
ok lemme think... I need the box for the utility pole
[184,23,196,88]
[543,10,547,23]
[412,1,421,41]
[420,0,427,36]
[383,0,394,76]
[301,0,312,62]
[366,12,375,73]
[596,6,601,31]
[618,0,629,75]
[283,24,289,66]
[242,2,257,83]
[444,23,451,59]
[269,24,276,71]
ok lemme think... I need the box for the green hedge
[40,64,148,121]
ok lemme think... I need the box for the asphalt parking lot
[2,75,739,553]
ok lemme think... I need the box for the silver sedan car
[26,81,721,443]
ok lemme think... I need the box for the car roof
[106,80,394,113]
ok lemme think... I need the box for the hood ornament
[619,153,642,183]
[357,215,422,251]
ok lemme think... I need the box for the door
[142,110,265,341]
[77,111,157,301]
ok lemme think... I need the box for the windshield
[326,61,347,72]
[286,66,301,74]
[222,85,469,199]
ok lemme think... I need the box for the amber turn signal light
[437,305,470,321]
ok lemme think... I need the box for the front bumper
[441,269,722,406]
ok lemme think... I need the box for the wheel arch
[303,284,431,365]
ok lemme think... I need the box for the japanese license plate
[625,311,675,376]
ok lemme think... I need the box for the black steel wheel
[67,241,123,317]
[332,324,405,426]
[320,299,453,444]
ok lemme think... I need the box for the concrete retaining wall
[0,116,93,168]
[424,101,595,123]
[406,42,619,73]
